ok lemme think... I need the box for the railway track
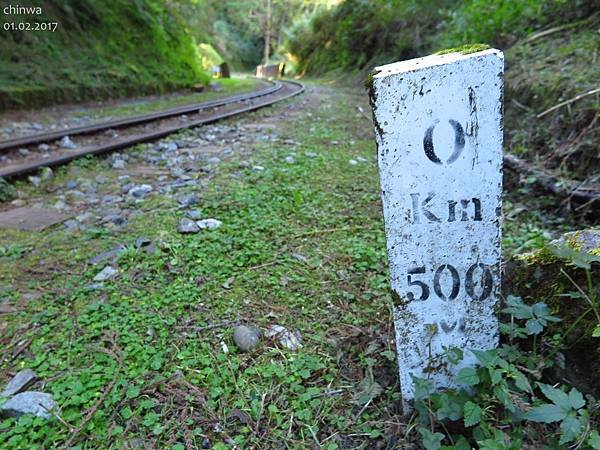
[0,79,303,179]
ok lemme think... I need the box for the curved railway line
[0,79,304,179]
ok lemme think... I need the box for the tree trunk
[263,0,272,66]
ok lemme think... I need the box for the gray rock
[186,210,202,219]
[90,245,126,265]
[197,218,222,230]
[63,219,80,230]
[177,193,199,208]
[0,392,57,419]
[18,148,30,157]
[252,165,265,172]
[233,325,260,352]
[93,266,118,282]
[207,157,221,164]
[53,200,67,210]
[66,180,78,190]
[40,167,53,181]
[59,136,76,149]
[550,229,600,253]
[128,184,153,198]
[305,152,318,158]
[349,159,358,165]
[158,141,178,152]
[265,325,303,351]
[178,218,200,234]
[135,237,151,249]
[1,369,37,397]
[101,194,123,204]
[107,215,126,226]
[37,144,50,152]
[28,176,41,187]
[112,159,126,170]
[284,156,295,164]
[95,175,109,184]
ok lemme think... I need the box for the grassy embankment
[70,78,262,122]
[0,0,210,111]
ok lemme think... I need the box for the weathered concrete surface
[370,49,504,407]
[0,207,69,231]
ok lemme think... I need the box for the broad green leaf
[525,404,567,423]
[512,371,532,393]
[531,302,560,322]
[436,393,464,421]
[456,367,479,386]
[593,324,600,338]
[126,386,140,399]
[412,375,434,401]
[445,347,464,365]
[567,388,585,410]
[472,349,498,367]
[490,368,503,385]
[419,428,445,450]
[537,383,571,410]
[549,244,600,269]
[559,415,583,445]
[463,401,482,427]
[588,430,600,450]
[525,319,543,335]
[502,296,532,319]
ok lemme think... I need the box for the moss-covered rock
[504,228,600,395]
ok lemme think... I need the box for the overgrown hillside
[284,0,596,74]
[0,0,210,110]
[505,17,600,179]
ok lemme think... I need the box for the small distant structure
[219,62,230,78]
[211,63,230,79]
[255,63,285,79]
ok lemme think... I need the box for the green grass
[0,83,404,449]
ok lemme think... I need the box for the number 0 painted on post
[423,119,465,165]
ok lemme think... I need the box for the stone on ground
[0,392,57,420]
[1,369,37,397]
[197,218,222,230]
[233,325,261,352]
[59,136,76,149]
[178,218,200,234]
[93,266,118,282]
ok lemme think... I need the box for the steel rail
[0,80,282,152]
[0,80,304,179]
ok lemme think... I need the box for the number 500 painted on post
[369,49,504,410]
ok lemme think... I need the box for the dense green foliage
[210,0,324,69]
[414,295,600,449]
[286,0,456,74]
[0,0,210,109]
[284,0,598,73]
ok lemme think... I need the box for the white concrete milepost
[368,49,504,411]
